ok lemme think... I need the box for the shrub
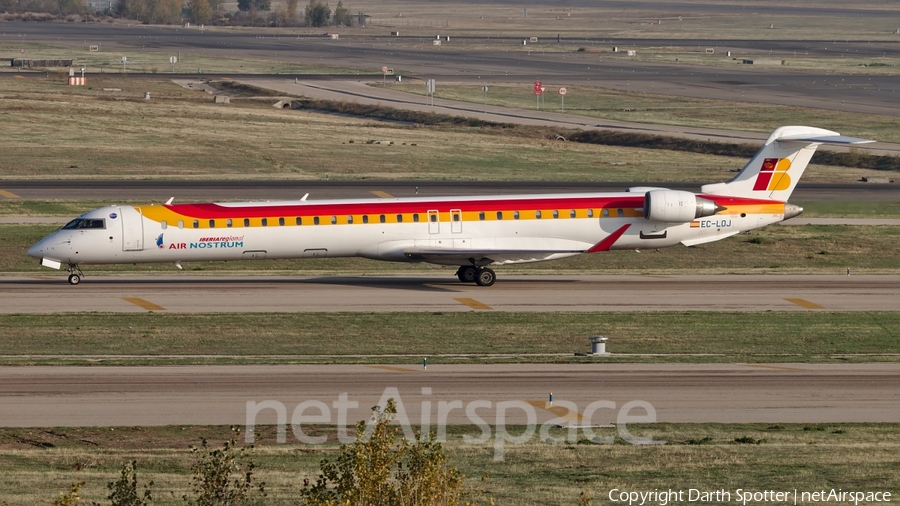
[183,429,266,505]
[299,398,477,506]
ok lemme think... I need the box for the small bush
[52,482,85,506]
[733,436,764,445]
[106,460,153,506]
[183,429,266,506]
[684,436,713,445]
[747,237,766,244]
[300,398,478,506]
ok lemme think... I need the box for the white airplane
[28,126,872,286]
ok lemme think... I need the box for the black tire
[458,266,478,283]
[68,274,81,285]
[475,268,496,287]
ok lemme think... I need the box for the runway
[0,180,896,202]
[2,274,897,313]
[3,20,900,117]
[0,363,896,427]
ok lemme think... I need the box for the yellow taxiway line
[369,365,419,373]
[784,298,825,309]
[370,191,394,198]
[0,189,20,199]
[454,297,493,310]
[122,297,167,311]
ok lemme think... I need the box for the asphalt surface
[3,21,900,117]
[3,275,897,313]
[0,363,896,426]
[0,180,896,201]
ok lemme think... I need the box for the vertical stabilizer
[700,126,874,201]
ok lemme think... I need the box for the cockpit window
[62,218,105,230]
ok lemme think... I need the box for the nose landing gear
[455,266,496,286]
[66,264,84,285]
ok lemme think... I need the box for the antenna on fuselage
[165,197,174,205]
[301,193,309,201]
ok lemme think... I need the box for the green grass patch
[794,200,900,218]
[0,312,897,365]
[0,423,897,505]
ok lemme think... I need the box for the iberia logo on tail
[753,157,792,192]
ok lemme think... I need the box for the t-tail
[700,126,874,204]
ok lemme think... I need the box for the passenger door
[119,206,144,251]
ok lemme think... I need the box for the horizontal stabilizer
[778,134,874,145]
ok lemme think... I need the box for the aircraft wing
[402,225,632,266]
[402,247,583,266]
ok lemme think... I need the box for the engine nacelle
[643,190,720,223]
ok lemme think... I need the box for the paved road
[3,21,899,118]
[0,363,896,427]
[2,275,897,313]
[0,180,896,201]
[256,78,900,156]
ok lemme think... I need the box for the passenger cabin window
[496,211,503,220]
[262,218,268,227]
[536,210,542,219]
[617,208,624,217]
[570,210,576,218]
[279,217,286,226]
[244,219,250,227]
[602,209,609,217]
[514,211,520,220]
[314,216,320,225]
[330,216,337,225]
[453,214,460,222]
[430,214,437,222]
[553,210,559,219]
[193,220,199,229]
[209,219,216,228]
[479,212,485,221]
[178,220,184,229]
[380,215,386,223]
[296,217,302,226]
[397,214,403,223]
[363,215,369,224]
[347,216,353,224]
[62,218,106,230]
[413,214,419,223]
[161,220,168,230]
[587,209,594,218]
[226,219,233,228]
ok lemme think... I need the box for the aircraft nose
[27,241,43,259]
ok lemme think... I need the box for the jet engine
[643,190,720,223]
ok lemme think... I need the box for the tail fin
[701,126,874,201]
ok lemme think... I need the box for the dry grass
[0,76,888,183]
[0,423,897,505]
[382,81,900,147]
[0,76,801,182]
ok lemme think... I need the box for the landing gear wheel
[457,266,478,283]
[65,263,84,285]
[475,268,496,287]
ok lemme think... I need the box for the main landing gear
[455,266,496,287]
[66,264,84,285]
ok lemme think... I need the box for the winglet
[588,224,631,253]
